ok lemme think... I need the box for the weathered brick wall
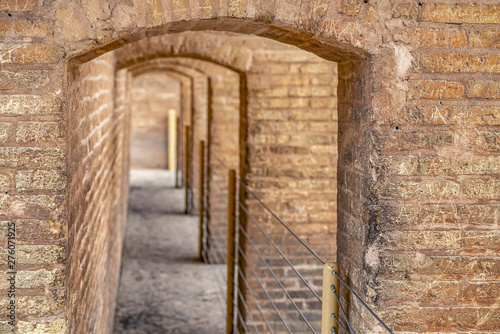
[0,0,498,333]
[66,53,130,334]
[129,72,180,169]
[369,4,500,332]
[0,1,68,331]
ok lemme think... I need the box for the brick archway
[66,31,342,332]
[2,0,498,332]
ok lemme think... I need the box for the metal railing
[189,139,393,334]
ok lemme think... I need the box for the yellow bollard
[227,169,236,334]
[168,109,177,172]
[322,262,340,334]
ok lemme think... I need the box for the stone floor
[113,170,226,334]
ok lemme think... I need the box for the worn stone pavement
[113,170,226,334]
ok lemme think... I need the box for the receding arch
[66,25,364,333]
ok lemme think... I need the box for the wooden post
[227,169,236,334]
[168,109,177,172]
[175,116,180,188]
[184,126,190,214]
[199,140,205,262]
[322,262,340,334]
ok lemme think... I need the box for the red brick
[421,105,500,125]
[408,28,466,48]
[392,3,418,19]
[464,231,500,254]
[410,80,464,99]
[418,256,499,276]
[419,53,500,73]
[380,280,460,301]
[463,282,500,303]
[469,30,500,48]
[382,180,460,200]
[463,179,500,199]
[421,4,500,24]
[0,19,53,37]
[468,80,500,99]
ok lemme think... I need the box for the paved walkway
[113,170,226,334]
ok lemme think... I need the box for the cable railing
[187,137,393,334]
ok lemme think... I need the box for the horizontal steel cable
[237,287,261,334]
[237,266,275,334]
[237,244,292,334]
[238,224,317,334]
[237,179,325,265]
[238,200,322,303]
[331,285,354,334]
[332,271,393,334]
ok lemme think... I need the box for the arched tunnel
[1,1,498,333]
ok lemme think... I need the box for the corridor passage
[113,170,226,334]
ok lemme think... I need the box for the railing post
[227,169,236,334]
[168,109,177,172]
[184,125,190,214]
[175,116,180,188]
[322,262,340,334]
[199,140,205,262]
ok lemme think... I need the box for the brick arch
[1,0,497,331]
[127,58,242,217]
[66,28,343,332]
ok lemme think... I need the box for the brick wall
[0,0,498,333]
[129,72,180,169]
[66,53,130,333]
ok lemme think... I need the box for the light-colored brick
[17,319,66,334]
[0,44,64,64]
[0,123,13,142]
[0,70,50,90]
[382,180,460,199]
[0,148,64,168]
[0,0,36,11]
[16,170,67,191]
[16,122,65,143]
[419,156,500,175]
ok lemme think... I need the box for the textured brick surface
[0,0,498,332]
[66,54,129,334]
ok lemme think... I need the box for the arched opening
[65,21,368,334]
[4,1,498,333]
